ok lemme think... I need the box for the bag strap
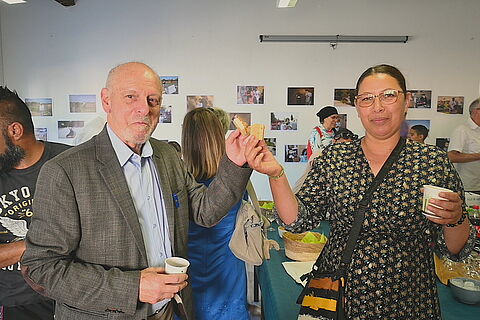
[337,137,406,275]
[311,137,406,278]
[246,180,271,230]
[246,180,261,214]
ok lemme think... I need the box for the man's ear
[101,88,111,113]
[8,122,24,141]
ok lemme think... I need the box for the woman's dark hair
[355,64,407,94]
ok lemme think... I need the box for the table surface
[258,222,480,320]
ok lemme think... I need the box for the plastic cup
[165,257,190,274]
[422,185,452,215]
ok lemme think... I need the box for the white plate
[422,212,442,219]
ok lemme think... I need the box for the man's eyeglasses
[355,89,405,108]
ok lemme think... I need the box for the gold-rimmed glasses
[355,89,405,108]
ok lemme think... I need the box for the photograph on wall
[285,144,308,163]
[160,76,179,94]
[236,86,264,105]
[437,96,464,114]
[336,114,347,129]
[271,112,298,131]
[34,128,48,141]
[58,120,85,139]
[25,98,53,116]
[187,95,214,112]
[69,94,96,113]
[287,87,314,105]
[228,112,251,130]
[334,89,356,107]
[436,138,450,151]
[408,90,432,108]
[401,119,430,139]
[160,105,172,123]
[265,137,277,155]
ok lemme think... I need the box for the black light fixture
[259,35,409,43]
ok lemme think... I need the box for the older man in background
[448,98,480,192]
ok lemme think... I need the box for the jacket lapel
[151,144,176,253]
[95,127,148,263]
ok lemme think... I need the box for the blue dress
[188,178,249,320]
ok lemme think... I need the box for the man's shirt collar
[107,125,153,167]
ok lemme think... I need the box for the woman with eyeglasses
[244,64,475,319]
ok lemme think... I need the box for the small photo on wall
[236,86,264,105]
[437,96,464,114]
[265,137,277,155]
[336,114,347,129]
[334,89,356,107]
[34,128,48,141]
[161,76,179,94]
[26,98,53,116]
[285,144,308,163]
[271,112,298,131]
[69,94,96,113]
[401,119,430,139]
[228,113,251,130]
[408,90,432,108]
[436,138,450,152]
[187,95,214,112]
[160,105,172,123]
[287,87,314,105]
[58,121,84,139]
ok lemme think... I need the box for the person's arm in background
[447,150,480,163]
[447,126,480,163]
[0,241,25,268]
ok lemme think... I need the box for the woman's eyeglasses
[355,89,405,108]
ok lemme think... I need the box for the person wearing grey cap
[306,106,339,159]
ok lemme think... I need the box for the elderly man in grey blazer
[21,62,253,320]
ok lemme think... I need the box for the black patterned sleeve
[432,149,476,261]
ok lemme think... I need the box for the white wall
[1,0,479,200]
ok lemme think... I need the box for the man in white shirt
[448,98,480,192]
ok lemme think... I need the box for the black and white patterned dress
[283,139,476,320]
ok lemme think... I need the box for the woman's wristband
[446,211,467,227]
[268,166,285,180]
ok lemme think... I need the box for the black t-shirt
[0,141,70,306]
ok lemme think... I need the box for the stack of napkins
[282,261,314,286]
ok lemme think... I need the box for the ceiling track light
[259,35,409,44]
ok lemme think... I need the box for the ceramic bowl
[449,277,480,305]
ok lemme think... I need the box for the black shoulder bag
[296,137,405,320]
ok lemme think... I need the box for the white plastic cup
[422,185,452,215]
[165,257,190,274]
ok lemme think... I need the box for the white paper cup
[422,185,452,215]
[165,257,190,274]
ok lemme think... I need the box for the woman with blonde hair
[182,107,249,320]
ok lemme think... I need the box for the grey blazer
[22,127,252,320]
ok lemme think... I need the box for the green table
[258,222,480,320]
